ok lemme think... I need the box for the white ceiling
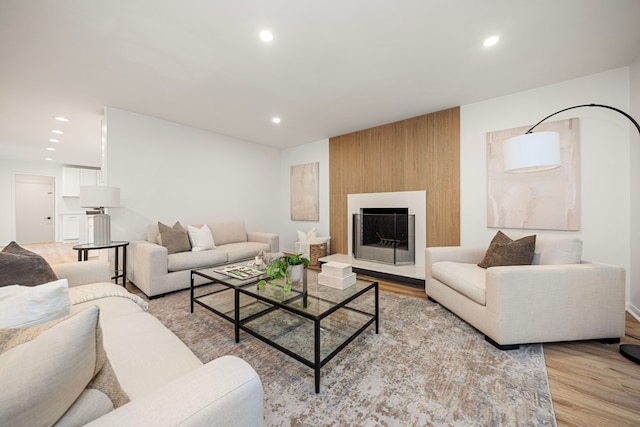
[1,0,640,167]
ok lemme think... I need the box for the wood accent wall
[329,107,460,255]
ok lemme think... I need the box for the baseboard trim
[626,303,640,323]
[350,266,425,289]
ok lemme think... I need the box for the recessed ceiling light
[49,138,59,143]
[483,36,499,47]
[52,130,63,135]
[272,117,281,124]
[44,157,53,161]
[46,147,56,151]
[260,30,274,42]
[55,116,69,122]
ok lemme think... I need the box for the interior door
[15,175,55,244]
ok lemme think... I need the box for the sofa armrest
[426,246,486,265]
[127,240,169,290]
[51,260,111,287]
[425,247,486,280]
[247,231,279,252]
[86,355,263,427]
[485,262,626,342]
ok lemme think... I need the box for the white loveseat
[128,221,278,298]
[426,233,626,349]
[51,260,263,426]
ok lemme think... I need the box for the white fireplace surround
[347,191,426,267]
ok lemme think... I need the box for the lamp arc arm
[526,103,640,135]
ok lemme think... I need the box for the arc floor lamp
[502,103,640,365]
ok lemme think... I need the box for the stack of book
[317,261,356,289]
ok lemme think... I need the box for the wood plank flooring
[21,243,640,426]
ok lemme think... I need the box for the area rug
[146,287,556,426]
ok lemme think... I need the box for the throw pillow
[309,235,331,245]
[478,231,536,269]
[187,224,216,251]
[297,228,317,243]
[0,306,128,427]
[0,241,58,287]
[157,221,191,254]
[0,278,71,328]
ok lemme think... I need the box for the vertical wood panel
[329,107,460,255]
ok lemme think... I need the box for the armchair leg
[485,336,519,350]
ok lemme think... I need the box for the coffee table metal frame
[190,266,378,393]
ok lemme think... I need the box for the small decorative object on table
[318,261,356,289]
[257,254,310,303]
[214,265,263,280]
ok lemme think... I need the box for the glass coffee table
[191,265,379,393]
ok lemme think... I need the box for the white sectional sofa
[128,221,279,298]
[426,232,626,349]
[47,260,263,427]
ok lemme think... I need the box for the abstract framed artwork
[486,118,580,231]
[291,162,319,221]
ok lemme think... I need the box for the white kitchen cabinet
[80,168,99,187]
[62,167,81,197]
[62,167,101,197]
[61,214,80,241]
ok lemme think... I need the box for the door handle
[45,217,51,220]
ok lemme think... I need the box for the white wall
[461,67,634,310]
[105,108,282,242]
[629,57,640,318]
[279,139,330,252]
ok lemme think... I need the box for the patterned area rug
[147,287,556,426]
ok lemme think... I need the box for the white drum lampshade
[80,186,120,245]
[502,131,561,173]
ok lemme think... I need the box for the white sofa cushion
[221,242,272,263]
[209,221,247,245]
[505,231,583,265]
[431,261,487,305]
[536,236,583,265]
[96,307,203,400]
[167,250,228,272]
[0,278,70,328]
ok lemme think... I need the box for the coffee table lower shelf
[190,268,379,393]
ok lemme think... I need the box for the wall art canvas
[487,118,580,230]
[291,162,319,221]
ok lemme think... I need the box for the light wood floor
[23,243,640,426]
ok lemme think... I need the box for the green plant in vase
[256,254,309,293]
[284,253,309,288]
[256,257,288,289]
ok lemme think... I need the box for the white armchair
[425,233,626,349]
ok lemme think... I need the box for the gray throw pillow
[157,222,191,254]
[477,231,536,269]
[0,241,58,287]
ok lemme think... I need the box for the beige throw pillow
[478,231,536,269]
[157,221,191,254]
[0,306,129,427]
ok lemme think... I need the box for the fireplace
[352,208,415,265]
